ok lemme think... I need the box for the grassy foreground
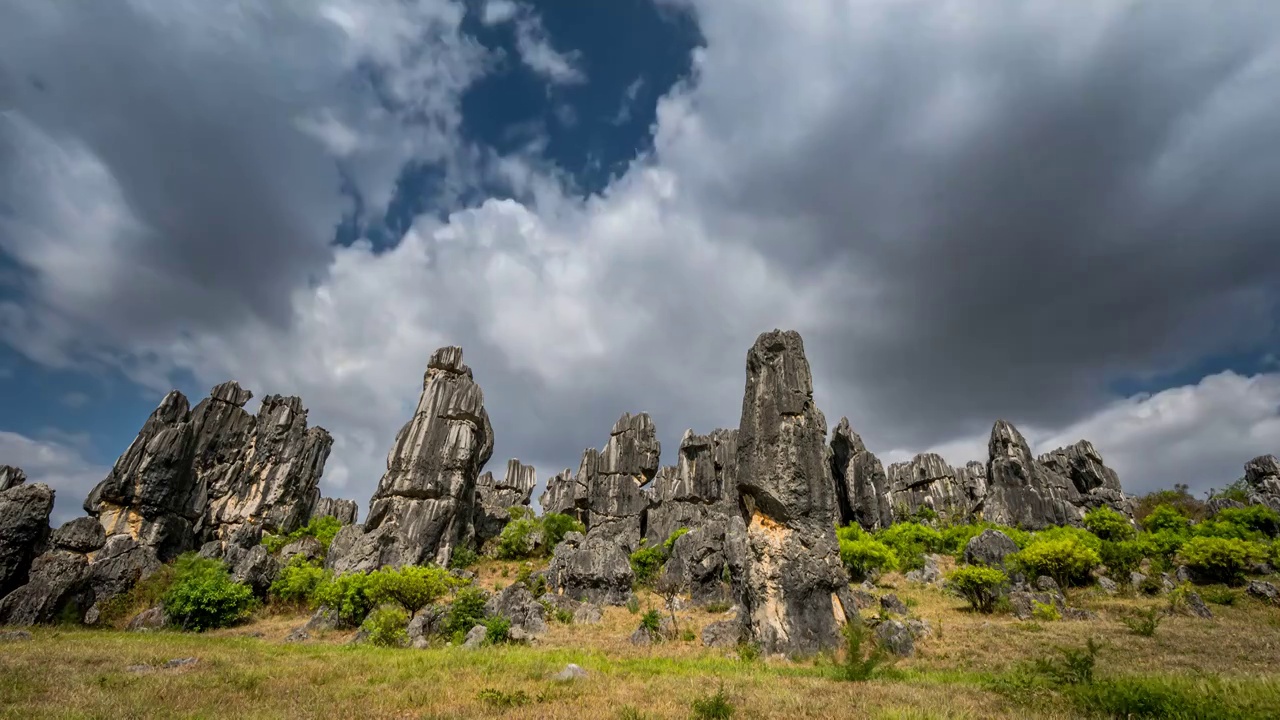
[3,560,1280,719]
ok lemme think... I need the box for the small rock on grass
[0,630,32,642]
[552,664,588,681]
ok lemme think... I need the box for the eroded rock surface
[473,459,537,548]
[646,429,738,546]
[1244,455,1280,511]
[329,347,494,572]
[0,465,27,492]
[545,531,633,606]
[310,497,359,526]
[0,482,54,600]
[733,330,853,656]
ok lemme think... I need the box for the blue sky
[1,0,1278,524]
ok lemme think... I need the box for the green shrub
[1122,606,1162,637]
[690,685,735,720]
[1176,536,1268,586]
[1083,506,1136,542]
[497,515,543,560]
[1200,586,1239,606]
[370,565,455,617]
[445,586,488,639]
[361,606,409,647]
[1099,538,1149,576]
[1032,601,1061,622]
[515,564,547,596]
[448,546,479,570]
[1142,504,1192,535]
[1011,537,1101,588]
[662,527,690,554]
[836,622,889,682]
[1032,525,1103,553]
[945,565,1007,613]
[939,522,987,556]
[838,536,899,581]
[261,515,343,555]
[483,616,511,645]
[1209,477,1252,506]
[269,556,328,605]
[1145,530,1188,561]
[162,553,256,632]
[639,609,663,635]
[1209,506,1280,539]
[1032,638,1100,686]
[1138,574,1165,596]
[542,513,585,549]
[630,542,666,586]
[1133,485,1207,526]
[477,688,531,708]
[313,572,378,628]
[874,522,943,571]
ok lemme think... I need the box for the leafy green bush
[1122,606,1162,637]
[1209,477,1252,506]
[1083,506,1136,542]
[1145,530,1188,561]
[690,685,735,720]
[1032,525,1103,553]
[1142,504,1192,535]
[261,515,343,555]
[1133,485,1206,526]
[445,586,488,640]
[874,522,943,571]
[1032,601,1061,622]
[939,522,987,556]
[1176,536,1267,586]
[838,536,899,582]
[946,565,1008,613]
[448,546,479,570]
[1208,506,1280,539]
[639,609,663,635]
[162,553,256,632]
[836,622,889,682]
[483,616,511,645]
[1099,538,1149,576]
[496,511,586,560]
[542,513,585,549]
[269,556,328,605]
[630,541,667,586]
[361,606,409,647]
[662,527,690,554]
[1032,638,1100,686]
[625,595,641,614]
[370,565,455,617]
[1200,586,1238,606]
[1011,537,1101,588]
[313,572,378,627]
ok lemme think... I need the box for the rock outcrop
[883,453,986,526]
[310,497,359,526]
[733,330,854,656]
[328,347,494,572]
[983,421,1086,529]
[473,459,537,548]
[0,481,54,600]
[830,420,893,530]
[0,465,27,492]
[583,413,660,551]
[1244,455,1280,511]
[646,429,738,546]
[1037,440,1129,514]
[537,468,582,521]
[544,530,634,606]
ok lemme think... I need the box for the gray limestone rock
[573,603,603,625]
[884,452,985,526]
[582,413,660,551]
[279,536,323,566]
[984,421,1083,529]
[127,606,168,631]
[0,549,90,625]
[310,497,359,526]
[1244,455,1280,511]
[545,531,634,606]
[1097,576,1119,595]
[229,545,280,596]
[472,459,537,548]
[702,619,742,648]
[659,515,739,605]
[905,555,943,585]
[0,482,54,600]
[733,330,852,657]
[552,663,588,681]
[0,465,26,492]
[485,582,547,638]
[879,594,908,616]
[329,347,494,572]
[830,419,893,530]
[52,517,105,554]
[0,630,32,642]
[1185,591,1213,619]
[646,429,739,546]
[963,529,1020,569]
[1037,440,1131,516]
[1247,580,1279,604]
[538,467,586,523]
[876,619,915,657]
[462,624,487,649]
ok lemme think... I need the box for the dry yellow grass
[3,559,1279,719]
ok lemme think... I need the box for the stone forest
[3,330,1280,719]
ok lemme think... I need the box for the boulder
[573,603,603,625]
[328,347,494,572]
[733,330,853,656]
[1247,580,1279,604]
[310,497,359,526]
[702,619,742,648]
[127,606,167,631]
[552,663,588,681]
[279,536,324,566]
[963,530,1020,569]
[879,594,908,616]
[1185,591,1213,619]
[1244,456,1280,511]
[462,624,487,649]
[1008,589,1065,620]
[660,515,740,605]
[875,620,915,657]
[545,531,633,606]
[905,555,943,585]
[538,468,586,523]
[1097,576,1119,595]
[229,545,280,596]
[1037,440,1131,516]
[0,482,54,600]
[0,550,90,625]
[472,460,537,547]
[485,582,547,638]
[0,465,26,492]
[52,518,106,554]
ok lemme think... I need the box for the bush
[1133,485,1206,526]
[1032,525,1103,553]
[1099,538,1148,577]
[1032,638,1100,686]
[1011,537,1101,588]
[370,565,455,617]
[483,616,511,645]
[690,685,735,720]
[1176,536,1267,586]
[837,622,889,681]
[448,546,479,570]
[1032,601,1061,622]
[630,542,667,586]
[1122,606,1162,637]
[874,522,943,571]
[261,515,343,555]
[939,522,987,556]
[1200,586,1239,606]
[1083,506,1136,542]
[269,556,328,605]
[946,565,1008,613]
[838,536,899,582]
[662,527,690,554]
[542,513,585,549]
[313,572,378,627]
[1209,506,1280,539]
[362,606,409,647]
[1209,477,1252,506]
[162,553,256,632]
[1145,530,1188,561]
[1142,504,1192,535]
[445,587,488,640]
[639,609,663,635]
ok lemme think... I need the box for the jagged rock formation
[585,413,660,551]
[544,530,634,606]
[831,417,1130,531]
[646,429,739,546]
[310,497,359,526]
[537,467,581,520]
[1244,455,1280,511]
[0,465,27,492]
[0,481,54,601]
[473,459,537,548]
[328,347,494,572]
[733,330,854,656]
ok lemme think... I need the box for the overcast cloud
[1,0,1278,520]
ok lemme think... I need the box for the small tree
[1083,506,1136,542]
[946,565,1008,613]
[654,572,683,634]
[1176,536,1268,586]
[372,565,455,618]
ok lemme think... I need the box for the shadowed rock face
[0,466,27,492]
[0,481,54,601]
[310,497,359,526]
[984,420,1084,529]
[473,459,537,547]
[586,413,660,551]
[734,330,853,656]
[646,428,739,546]
[1245,455,1280,511]
[328,347,494,572]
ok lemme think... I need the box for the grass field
[3,560,1280,719]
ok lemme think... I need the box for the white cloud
[0,431,109,526]
[481,0,519,26]
[611,77,645,125]
[511,7,586,85]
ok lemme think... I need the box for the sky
[1,0,1278,526]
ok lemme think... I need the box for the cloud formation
[1,0,1278,521]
